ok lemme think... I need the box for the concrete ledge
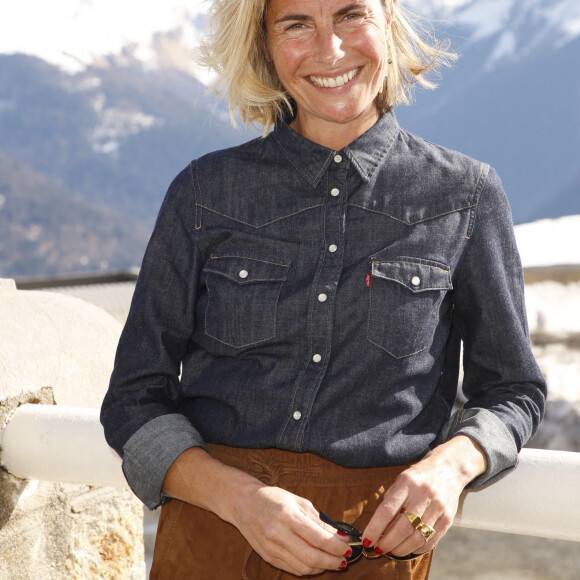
[1,405,126,489]
[454,447,580,542]
[2,404,579,543]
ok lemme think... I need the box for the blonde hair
[197,0,456,134]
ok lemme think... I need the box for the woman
[101,0,546,578]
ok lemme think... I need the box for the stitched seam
[367,327,428,359]
[274,131,335,185]
[209,255,290,268]
[277,360,309,448]
[273,133,316,183]
[191,161,203,231]
[156,501,184,571]
[294,183,329,450]
[371,259,449,272]
[453,409,465,431]
[297,177,338,450]
[348,203,476,225]
[466,163,490,240]
[199,204,322,228]
[204,272,286,284]
[204,281,284,349]
[345,125,398,180]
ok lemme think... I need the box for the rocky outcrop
[0,279,144,579]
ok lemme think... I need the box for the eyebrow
[273,3,369,25]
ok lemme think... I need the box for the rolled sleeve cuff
[438,407,519,490]
[122,413,206,510]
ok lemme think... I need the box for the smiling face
[265,0,391,149]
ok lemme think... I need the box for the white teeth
[310,68,358,88]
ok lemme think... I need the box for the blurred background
[1,1,579,578]
[1,0,579,278]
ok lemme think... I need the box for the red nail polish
[362,538,372,548]
[374,546,384,555]
[337,530,348,537]
[387,552,393,557]
[339,560,348,570]
[344,549,352,558]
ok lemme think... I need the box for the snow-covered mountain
[3,1,579,75]
[407,0,580,56]
[1,1,579,277]
[515,215,580,268]
[0,0,211,80]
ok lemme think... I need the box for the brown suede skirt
[150,444,433,580]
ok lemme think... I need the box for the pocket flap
[205,254,290,284]
[371,258,452,292]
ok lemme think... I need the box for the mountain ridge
[0,0,578,277]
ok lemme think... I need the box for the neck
[290,109,380,151]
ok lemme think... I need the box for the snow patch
[514,215,580,268]
[89,93,161,155]
[0,0,207,76]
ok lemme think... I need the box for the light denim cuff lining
[438,407,519,490]
[122,413,206,510]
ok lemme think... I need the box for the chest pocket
[367,257,452,358]
[202,254,290,349]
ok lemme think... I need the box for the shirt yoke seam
[190,160,203,231]
[347,203,476,225]
[465,163,491,240]
[198,204,323,228]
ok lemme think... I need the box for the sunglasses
[319,512,421,563]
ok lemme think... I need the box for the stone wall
[0,279,145,579]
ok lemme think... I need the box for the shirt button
[331,188,340,197]
[312,354,322,363]
[328,244,337,253]
[318,293,328,302]
[411,276,421,287]
[293,411,302,421]
[334,154,342,163]
[239,270,249,279]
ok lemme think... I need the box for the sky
[2,1,580,73]
[0,0,207,73]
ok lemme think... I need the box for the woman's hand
[231,484,351,575]
[162,447,350,576]
[362,435,487,557]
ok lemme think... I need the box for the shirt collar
[273,108,400,187]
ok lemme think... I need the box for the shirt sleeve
[441,167,547,489]
[100,163,206,509]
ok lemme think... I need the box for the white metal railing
[2,404,579,542]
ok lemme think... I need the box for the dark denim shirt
[101,110,546,510]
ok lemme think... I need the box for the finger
[258,526,346,576]
[271,508,352,572]
[361,483,409,548]
[298,518,354,561]
[383,508,441,557]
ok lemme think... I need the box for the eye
[339,11,365,26]
[344,11,364,20]
[285,22,305,31]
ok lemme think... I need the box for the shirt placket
[278,152,349,450]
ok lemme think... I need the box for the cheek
[272,46,307,82]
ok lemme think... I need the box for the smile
[309,68,359,88]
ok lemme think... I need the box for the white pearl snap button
[293,411,302,421]
[318,293,328,302]
[239,270,249,279]
[329,244,337,253]
[331,188,340,196]
[334,154,342,163]
[312,354,322,363]
[411,276,421,287]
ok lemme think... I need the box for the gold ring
[403,511,436,543]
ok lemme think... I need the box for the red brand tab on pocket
[365,273,371,288]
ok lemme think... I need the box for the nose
[313,27,345,66]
